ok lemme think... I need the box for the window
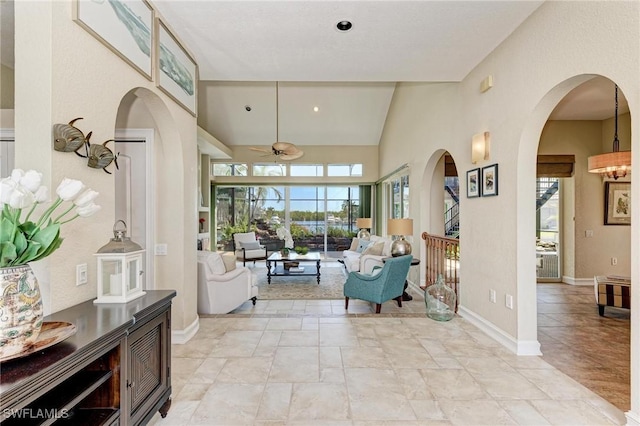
[214,185,360,255]
[327,164,363,177]
[253,163,287,177]
[211,163,247,176]
[290,164,323,177]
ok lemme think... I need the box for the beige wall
[13,1,198,333]
[539,118,631,281]
[378,1,639,355]
[0,64,14,109]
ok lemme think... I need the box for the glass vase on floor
[424,274,456,321]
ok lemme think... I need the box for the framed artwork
[481,164,499,197]
[156,19,198,116]
[73,0,154,80]
[467,168,480,198]
[604,181,631,225]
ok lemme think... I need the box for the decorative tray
[0,321,77,363]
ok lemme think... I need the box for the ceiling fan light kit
[249,82,305,162]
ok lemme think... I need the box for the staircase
[536,178,559,210]
[445,177,460,238]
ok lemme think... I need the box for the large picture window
[214,185,360,258]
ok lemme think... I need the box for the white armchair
[197,251,258,314]
[233,232,268,266]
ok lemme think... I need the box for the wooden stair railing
[421,232,460,312]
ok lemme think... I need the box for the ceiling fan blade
[280,150,304,161]
[249,147,271,153]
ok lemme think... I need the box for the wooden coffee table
[266,252,322,284]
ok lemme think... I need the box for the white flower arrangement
[275,227,294,249]
[0,169,101,267]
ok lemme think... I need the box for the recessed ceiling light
[336,20,352,32]
[313,106,319,112]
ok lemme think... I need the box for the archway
[518,74,633,410]
[113,87,197,337]
[419,149,461,292]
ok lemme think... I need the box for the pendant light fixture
[587,84,631,180]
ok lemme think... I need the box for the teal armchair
[344,255,413,314]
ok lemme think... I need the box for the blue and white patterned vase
[0,265,43,360]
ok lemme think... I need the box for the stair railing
[422,232,460,312]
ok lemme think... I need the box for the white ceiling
[2,1,630,151]
[153,0,544,82]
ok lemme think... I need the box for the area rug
[252,265,347,300]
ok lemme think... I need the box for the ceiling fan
[249,82,304,161]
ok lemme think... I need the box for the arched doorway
[520,75,633,411]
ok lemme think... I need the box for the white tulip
[74,189,99,207]
[56,178,85,201]
[76,202,101,217]
[10,169,24,182]
[33,186,48,203]
[0,177,17,204]
[9,186,35,209]
[20,170,43,193]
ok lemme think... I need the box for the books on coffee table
[288,267,305,273]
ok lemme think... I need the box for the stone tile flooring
[152,279,629,425]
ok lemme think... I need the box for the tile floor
[151,277,629,425]
[537,283,630,412]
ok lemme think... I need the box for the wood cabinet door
[126,309,170,425]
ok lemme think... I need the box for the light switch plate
[76,264,88,286]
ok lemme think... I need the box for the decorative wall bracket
[53,118,119,174]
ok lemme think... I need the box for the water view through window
[215,185,361,258]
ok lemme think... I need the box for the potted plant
[0,169,101,360]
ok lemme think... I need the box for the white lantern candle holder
[94,221,146,304]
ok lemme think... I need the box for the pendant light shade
[588,84,631,180]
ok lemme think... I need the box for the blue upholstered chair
[344,255,413,314]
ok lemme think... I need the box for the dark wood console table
[0,290,176,425]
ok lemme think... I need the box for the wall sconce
[471,131,490,164]
[356,218,372,240]
[387,218,413,256]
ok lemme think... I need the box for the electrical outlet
[505,294,514,309]
[155,244,168,256]
[490,289,497,303]
[611,257,618,266]
[76,263,88,286]
[585,230,594,238]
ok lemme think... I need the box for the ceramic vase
[0,264,43,360]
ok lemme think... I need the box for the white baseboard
[562,276,594,286]
[626,410,640,426]
[458,305,542,356]
[172,316,200,344]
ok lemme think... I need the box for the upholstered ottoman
[594,275,631,316]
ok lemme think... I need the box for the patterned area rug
[253,265,347,300]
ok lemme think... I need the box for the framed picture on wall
[604,181,631,225]
[156,19,198,116]
[73,0,154,80]
[481,164,499,197]
[467,168,480,198]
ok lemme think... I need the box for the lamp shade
[587,151,631,179]
[387,218,413,236]
[356,218,372,229]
